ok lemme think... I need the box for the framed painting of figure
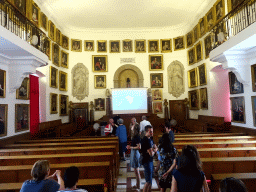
[59,94,69,116]
[31,2,40,27]
[251,96,256,126]
[151,73,163,88]
[174,36,185,51]
[0,104,7,137]
[195,41,203,62]
[188,90,199,110]
[40,12,48,31]
[16,77,29,100]
[199,17,206,38]
[52,43,60,66]
[206,8,215,32]
[49,66,58,88]
[110,40,120,53]
[200,88,208,109]
[215,0,225,23]
[135,40,146,53]
[251,64,256,92]
[0,69,6,98]
[50,93,58,114]
[186,31,193,48]
[193,24,199,43]
[204,34,212,59]
[188,47,196,65]
[188,68,198,88]
[59,71,68,91]
[13,0,27,15]
[95,75,106,89]
[71,39,82,52]
[230,96,245,123]
[97,40,107,53]
[48,20,55,41]
[228,0,245,12]
[152,89,163,101]
[92,55,108,72]
[62,35,69,50]
[84,40,94,51]
[55,28,61,46]
[95,98,105,111]
[15,104,29,132]
[229,72,244,94]
[149,55,163,71]
[148,40,159,53]
[153,102,163,114]
[161,39,172,53]
[61,50,69,69]
[123,39,133,52]
[198,63,207,86]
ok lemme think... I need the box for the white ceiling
[40,0,211,30]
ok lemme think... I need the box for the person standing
[165,121,175,143]
[128,117,139,140]
[104,118,114,136]
[141,125,157,192]
[140,116,151,138]
[116,118,127,161]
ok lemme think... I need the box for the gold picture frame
[15,104,30,132]
[55,28,62,46]
[92,55,108,72]
[135,40,146,53]
[40,11,48,31]
[188,90,199,110]
[49,66,58,88]
[95,98,105,111]
[43,37,51,60]
[97,40,107,52]
[251,96,256,126]
[153,102,163,114]
[198,63,207,86]
[0,69,6,98]
[174,36,185,51]
[195,41,203,62]
[110,40,120,53]
[52,43,60,67]
[123,39,133,52]
[215,0,225,23]
[150,73,163,88]
[71,39,82,52]
[13,0,28,16]
[59,71,68,91]
[61,50,69,69]
[31,1,40,27]
[193,24,199,44]
[199,17,206,38]
[149,54,163,71]
[16,77,30,100]
[227,0,244,14]
[205,8,215,32]
[200,88,208,109]
[186,31,194,48]
[0,104,8,137]
[204,34,212,59]
[161,39,172,53]
[188,68,198,88]
[148,40,159,53]
[84,40,94,51]
[59,94,69,116]
[230,96,245,124]
[229,71,244,94]
[95,75,106,89]
[48,20,55,41]
[152,89,163,101]
[188,47,196,65]
[50,93,58,114]
[251,64,256,92]
[62,35,69,50]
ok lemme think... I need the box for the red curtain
[30,74,39,136]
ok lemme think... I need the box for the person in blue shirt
[115,118,127,161]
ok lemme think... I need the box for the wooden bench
[173,136,256,143]
[174,132,245,138]
[38,119,62,138]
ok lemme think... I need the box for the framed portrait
[52,43,60,66]
[13,0,27,16]
[59,94,69,116]
[123,39,133,52]
[229,72,244,94]
[55,28,62,46]
[251,96,256,126]
[198,63,207,86]
[31,2,40,27]
[92,55,108,72]
[161,39,172,53]
[40,12,48,31]
[200,88,208,109]
[199,17,206,38]
[153,102,163,114]
[59,71,68,91]
[152,89,162,101]
[215,0,225,23]
[251,64,256,92]
[48,20,55,41]
[193,24,199,43]
[84,40,94,51]
[97,40,107,52]
[151,73,163,88]
[61,50,69,69]
[204,34,212,59]
[50,93,58,114]
[174,36,185,51]
[188,68,198,88]
[16,77,29,100]
[0,104,7,137]
[95,98,105,111]
[195,41,203,62]
[206,8,215,32]
[95,75,106,89]
[110,40,120,53]
[186,31,193,48]
[148,40,159,53]
[228,0,244,13]
[15,104,29,132]
[188,47,196,65]
[188,90,199,110]
[43,37,51,60]
[0,69,6,98]
[71,39,82,52]
[62,35,69,50]
[135,40,146,53]
[230,97,245,123]
[149,55,163,71]
[49,66,58,88]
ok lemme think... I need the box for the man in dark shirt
[141,125,158,192]
[165,121,175,143]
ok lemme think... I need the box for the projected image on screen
[112,88,148,114]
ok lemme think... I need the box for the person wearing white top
[140,116,151,138]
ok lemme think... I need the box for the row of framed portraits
[49,66,68,91]
[188,41,204,65]
[188,64,207,88]
[188,88,208,110]
[50,94,69,116]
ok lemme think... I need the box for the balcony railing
[0,0,47,54]
[210,0,256,51]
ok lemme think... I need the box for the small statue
[147,88,152,97]
[89,101,94,110]
[184,98,189,106]
[164,99,168,107]
[106,89,111,97]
